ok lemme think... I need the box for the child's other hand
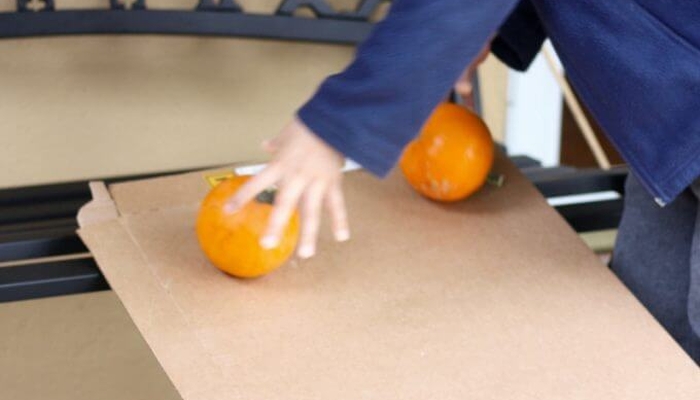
[454,43,491,110]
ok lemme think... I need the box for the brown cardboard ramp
[77,153,700,399]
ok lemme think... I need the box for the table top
[78,152,700,399]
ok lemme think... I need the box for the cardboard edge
[76,181,120,228]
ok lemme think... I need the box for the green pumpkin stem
[486,173,505,188]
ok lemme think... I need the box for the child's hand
[225,118,349,259]
[454,43,491,110]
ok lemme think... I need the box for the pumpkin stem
[486,173,505,187]
[255,189,276,205]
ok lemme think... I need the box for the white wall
[504,42,563,167]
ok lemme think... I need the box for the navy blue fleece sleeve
[297,0,518,177]
[491,0,547,71]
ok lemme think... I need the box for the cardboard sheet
[77,153,700,399]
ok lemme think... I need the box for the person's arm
[228,0,519,258]
[297,0,520,178]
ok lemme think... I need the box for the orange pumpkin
[400,103,494,202]
[196,176,299,279]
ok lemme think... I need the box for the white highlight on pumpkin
[427,136,444,157]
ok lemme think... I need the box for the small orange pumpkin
[400,103,494,202]
[196,176,299,279]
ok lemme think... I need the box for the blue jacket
[298,0,700,205]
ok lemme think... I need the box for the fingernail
[335,229,350,242]
[260,236,278,249]
[298,245,315,259]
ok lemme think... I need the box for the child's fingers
[224,165,280,213]
[261,178,306,248]
[297,181,325,259]
[326,182,350,242]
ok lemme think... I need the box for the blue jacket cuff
[491,0,547,71]
[297,102,399,178]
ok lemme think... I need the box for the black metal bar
[0,258,109,303]
[0,218,77,236]
[0,10,374,44]
[0,227,86,263]
[509,155,542,169]
[0,198,88,226]
[556,199,624,233]
[527,167,628,198]
[0,181,88,208]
